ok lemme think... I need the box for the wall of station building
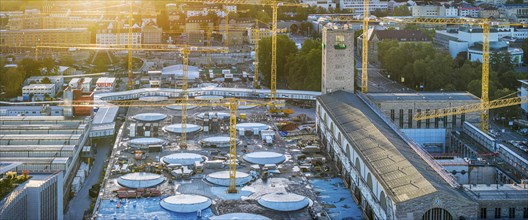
[373,100,480,129]
[316,101,479,219]
[316,102,392,220]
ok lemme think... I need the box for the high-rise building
[0,172,64,220]
[322,26,355,94]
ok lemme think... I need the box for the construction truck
[268,100,294,116]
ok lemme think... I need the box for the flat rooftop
[0,162,22,174]
[318,91,471,203]
[0,145,76,151]
[22,84,55,89]
[93,106,118,124]
[366,92,480,101]
[464,184,528,200]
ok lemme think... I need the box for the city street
[65,139,112,220]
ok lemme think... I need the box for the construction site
[92,85,362,219]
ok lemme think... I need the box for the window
[495,208,501,219]
[417,109,422,128]
[524,208,528,218]
[434,117,439,128]
[509,208,515,219]
[390,109,395,121]
[461,113,465,126]
[399,109,404,127]
[452,115,457,127]
[336,35,344,42]
[426,109,431,128]
[408,109,413,128]
[480,208,487,219]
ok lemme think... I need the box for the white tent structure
[243,151,286,165]
[128,138,166,148]
[258,192,310,211]
[133,113,168,122]
[206,171,252,186]
[162,64,200,80]
[163,124,201,133]
[160,194,212,213]
[117,172,165,188]
[161,153,206,165]
[210,213,270,220]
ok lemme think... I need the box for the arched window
[338,133,342,146]
[367,173,373,190]
[330,122,334,135]
[422,208,453,220]
[379,191,387,211]
[355,157,361,175]
[346,144,351,158]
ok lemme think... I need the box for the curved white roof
[163,124,201,133]
[162,64,200,80]
[138,96,168,102]
[243,151,286,165]
[206,171,252,186]
[162,153,206,165]
[196,112,230,119]
[238,105,257,110]
[202,136,230,144]
[210,213,270,220]
[133,113,168,122]
[160,194,211,213]
[258,192,309,211]
[117,172,165,188]
[165,104,198,110]
[128,138,166,148]
[195,95,224,100]
[236,123,269,131]
[213,77,241,82]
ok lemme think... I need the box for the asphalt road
[65,139,112,220]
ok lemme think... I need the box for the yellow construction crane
[381,17,491,131]
[59,98,270,193]
[127,1,134,90]
[326,16,493,131]
[362,0,369,93]
[174,0,307,103]
[254,20,260,89]
[414,96,528,121]
[172,46,228,149]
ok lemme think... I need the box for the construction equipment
[362,0,369,93]
[254,19,260,89]
[57,98,271,193]
[382,17,491,131]
[327,15,493,131]
[414,96,528,121]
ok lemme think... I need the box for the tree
[393,6,411,16]
[157,9,170,31]
[0,68,25,97]
[41,77,51,84]
[492,88,522,120]
[467,79,482,98]
[258,35,298,88]
[372,9,388,17]
[60,55,74,67]
[18,58,42,76]
[521,38,528,65]
[284,39,322,91]
[490,51,514,74]
[41,57,57,75]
